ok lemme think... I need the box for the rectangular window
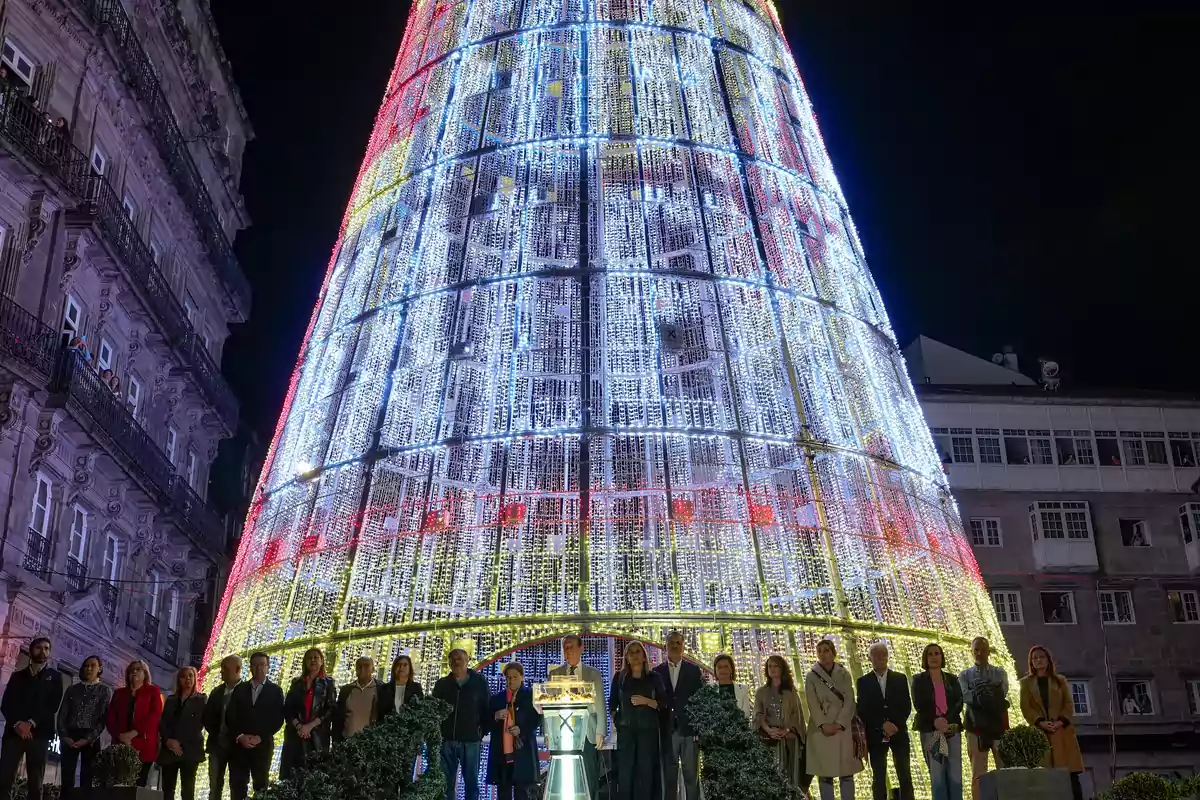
[29,474,52,535]
[1040,591,1076,625]
[1145,438,1168,466]
[991,590,1023,625]
[1097,433,1121,466]
[149,242,161,266]
[1172,439,1196,468]
[1073,437,1095,465]
[978,436,1002,464]
[1,38,36,87]
[62,295,82,340]
[187,452,198,489]
[103,534,120,580]
[97,339,114,371]
[1117,680,1154,715]
[126,377,141,418]
[969,518,1003,547]
[1123,437,1146,467]
[1119,519,1150,547]
[1188,679,1200,716]
[1067,680,1092,716]
[1099,590,1136,624]
[1030,437,1054,465]
[1181,503,1200,545]
[148,569,161,616]
[1168,590,1200,623]
[122,193,138,221]
[952,437,975,463]
[168,588,181,630]
[165,426,177,466]
[90,145,108,176]
[1030,501,1095,540]
[68,506,88,561]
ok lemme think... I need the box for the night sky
[207,4,1197,443]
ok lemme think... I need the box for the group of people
[0,66,72,158]
[0,633,1086,800]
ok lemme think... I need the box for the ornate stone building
[0,0,250,729]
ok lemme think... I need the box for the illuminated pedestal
[535,677,596,800]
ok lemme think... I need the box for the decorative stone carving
[20,192,47,265]
[59,224,85,291]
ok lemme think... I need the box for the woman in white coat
[712,654,754,721]
[805,640,862,800]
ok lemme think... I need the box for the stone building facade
[0,0,250,755]
[908,337,1200,796]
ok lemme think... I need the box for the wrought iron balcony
[66,556,88,592]
[22,528,51,580]
[165,627,179,663]
[0,294,59,380]
[67,0,250,316]
[142,612,159,653]
[0,83,238,432]
[101,580,119,620]
[54,352,227,560]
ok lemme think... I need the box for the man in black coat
[0,638,63,800]
[202,655,243,800]
[431,649,490,800]
[227,651,285,800]
[856,642,914,800]
[652,631,703,800]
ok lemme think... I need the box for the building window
[1171,436,1196,468]
[1067,680,1091,716]
[168,587,181,630]
[1188,679,1200,716]
[97,339,114,371]
[1117,680,1154,715]
[61,294,82,346]
[103,534,120,580]
[29,474,52,535]
[149,241,161,265]
[1030,501,1093,541]
[977,434,1003,464]
[1072,435,1095,465]
[1168,590,1200,623]
[1118,518,1150,547]
[187,452,198,489]
[148,569,161,616]
[952,436,975,464]
[90,145,108,176]
[1145,436,1168,466]
[1181,503,1200,545]
[68,506,88,561]
[991,590,1023,625]
[122,193,138,221]
[1096,431,1121,466]
[126,377,141,418]
[1098,589,1136,624]
[165,426,178,466]
[1,38,36,88]
[969,518,1002,547]
[1040,591,1076,625]
[1029,431,1053,464]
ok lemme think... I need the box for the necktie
[570,666,576,676]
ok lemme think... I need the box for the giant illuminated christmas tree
[207,0,1009,791]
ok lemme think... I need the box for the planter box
[979,768,1071,800]
[79,788,163,800]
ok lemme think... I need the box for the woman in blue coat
[487,662,542,800]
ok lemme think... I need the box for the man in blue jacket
[0,638,64,800]
[432,648,490,800]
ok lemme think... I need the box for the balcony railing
[142,612,159,653]
[66,555,88,591]
[22,528,51,579]
[55,351,226,559]
[165,627,179,663]
[67,0,250,315]
[0,83,238,431]
[101,580,119,620]
[0,294,60,379]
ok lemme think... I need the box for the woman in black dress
[608,641,667,800]
[280,648,337,780]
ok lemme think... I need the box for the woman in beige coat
[805,640,862,800]
[1019,646,1084,800]
[753,655,808,794]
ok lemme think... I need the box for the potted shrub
[978,725,1071,800]
[687,684,803,800]
[1102,772,1200,800]
[93,743,159,800]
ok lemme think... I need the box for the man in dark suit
[0,638,63,800]
[202,655,243,800]
[652,631,703,800]
[856,642,914,800]
[227,651,285,800]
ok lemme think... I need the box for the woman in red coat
[106,660,164,786]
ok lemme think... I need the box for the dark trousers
[207,749,232,800]
[583,737,600,798]
[161,762,199,800]
[136,761,153,788]
[59,734,100,799]
[0,734,50,800]
[661,731,700,800]
[230,742,273,800]
[439,740,481,800]
[868,736,914,800]
[616,727,659,800]
[1070,771,1083,800]
[494,761,531,800]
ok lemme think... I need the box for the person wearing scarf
[959,637,1010,800]
[912,643,964,800]
[280,648,336,781]
[485,663,540,800]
